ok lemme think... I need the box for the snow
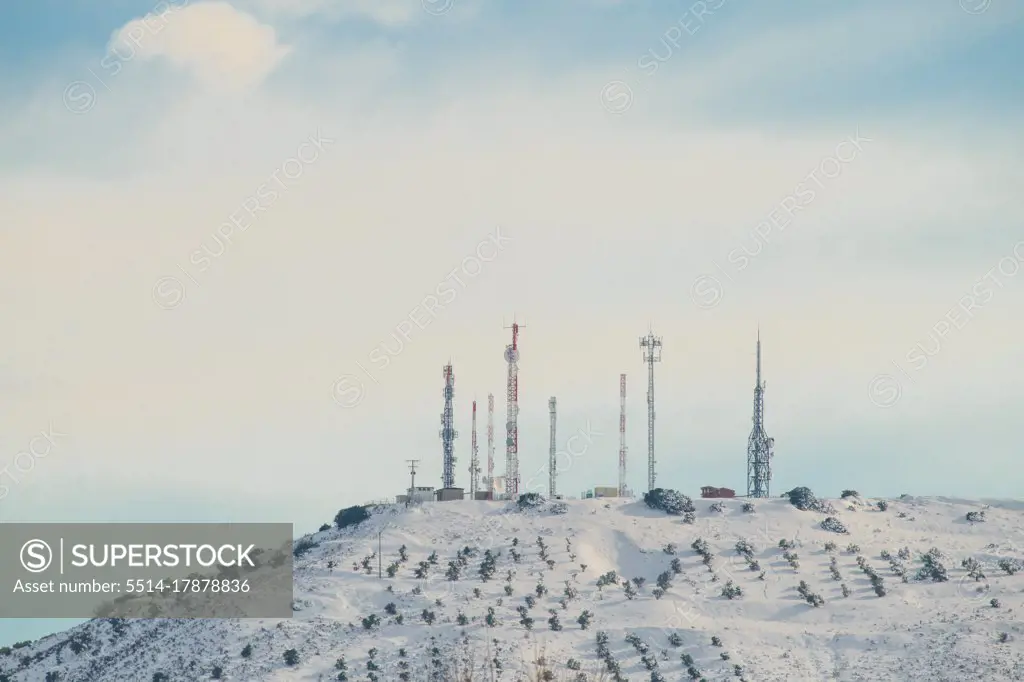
[2,495,1023,681]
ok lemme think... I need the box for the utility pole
[406,459,420,506]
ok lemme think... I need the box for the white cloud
[110,1,290,89]
[240,0,430,25]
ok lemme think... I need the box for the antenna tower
[440,363,458,489]
[405,459,420,505]
[639,329,662,492]
[486,393,495,496]
[469,400,480,496]
[746,329,774,498]
[548,397,557,498]
[503,320,524,499]
[618,373,627,497]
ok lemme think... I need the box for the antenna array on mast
[639,330,662,492]
[440,363,457,489]
[618,373,627,497]
[746,329,774,498]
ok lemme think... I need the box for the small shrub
[742,502,755,513]
[966,510,986,523]
[283,649,299,666]
[241,644,253,659]
[517,492,545,510]
[876,500,888,511]
[820,517,848,534]
[841,490,859,499]
[721,581,742,599]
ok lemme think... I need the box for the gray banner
[0,523,293,618]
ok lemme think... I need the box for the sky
[1,0,1022,646]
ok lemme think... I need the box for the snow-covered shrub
[917,548,948,582]
[966,510,986,523]
[796,580,824,607]
[840,490,859,499]
[517,493,545,510]
[785,487,835,513]
[709,502,725,513]
[742,502,755,513]
[334,505,370,529]
[998,558,1021,575]
[721,581,743,599]
[643,488,696,515]
[549,502,569,515]
[877,500,888,511]
[820,517,848,534]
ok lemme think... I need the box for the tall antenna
[548,397,557,498]
[487,393,495,496]
[618,373,627,497]
[503,319,524,499]
[469,400,480,496]
[440,363,458,489]
[639,329,662,492]
[406,459,420,505]
[746,328,774,498]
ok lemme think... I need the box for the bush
[840,490,859,499]
[643,488,696,515]
[741,502,755,513]
[335,505,371,529]
[241,644,253,659]
[966,510,986,523]
[820,517,848,534]
[876,501,888,511]
[517,492,545,510]
[283,649,299,666]
[318,523,331,532]
[709,502,725,513]
[785,487,831,512]
[293,537,320,558]
[721,581,742,599]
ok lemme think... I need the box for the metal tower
[469,400,480,496]
[504,320,523,499]
[618,374,627,497]
[486,393,495,496]
[639,330,662,492]
[548,397,557,498]
[406,459,420,505]
[440,363,458,489]
[746,329,774,498]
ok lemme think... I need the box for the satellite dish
[504,346,519,363]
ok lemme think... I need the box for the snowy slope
[2,495,1023,681]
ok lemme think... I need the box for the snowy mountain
[2,493,1023,681]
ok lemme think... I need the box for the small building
[700,486,736,498]
[435,487,465,502]
[397,486,436,504]
[593,486,619,498]
[474,491,493,501]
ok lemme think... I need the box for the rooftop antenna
[746,326,774,498]
[639,327,662,492]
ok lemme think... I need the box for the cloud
[240,0,432,25]
[110,1,290,90]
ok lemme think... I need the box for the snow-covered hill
[3,494,1024,681]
